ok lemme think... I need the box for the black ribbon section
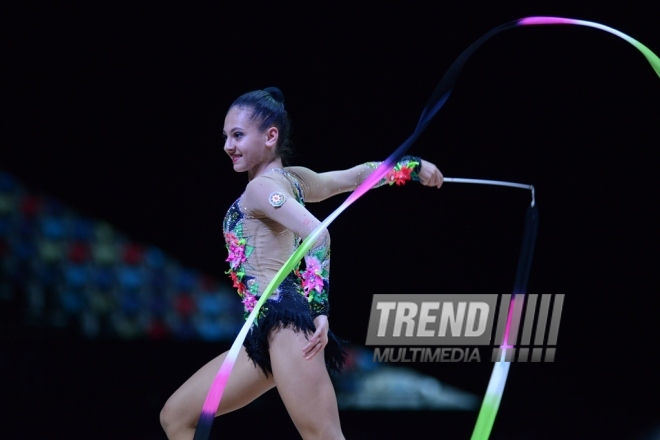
[387,20,520,166]
[193,413,214,440]
[512,205,539,296]
[417,21,519,131]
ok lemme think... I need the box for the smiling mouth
[231,154,242,163]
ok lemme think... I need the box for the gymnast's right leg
[160,347,275,440]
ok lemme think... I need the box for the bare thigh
[162,346,275,427]
[269,328,344,440]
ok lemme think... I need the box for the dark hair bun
[264,87,285,105]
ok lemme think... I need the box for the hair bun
[264,87,285,105]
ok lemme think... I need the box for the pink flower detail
[226,238,247,269]
[304,256,322,274]
[242,293,257,312]
[299,256,324,296]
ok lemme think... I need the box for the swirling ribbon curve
[194,16,660,440]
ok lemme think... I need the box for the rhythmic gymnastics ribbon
[193,17,660,440]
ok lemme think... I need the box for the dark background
[1,1,659,439]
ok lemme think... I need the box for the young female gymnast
[160,87,444,440]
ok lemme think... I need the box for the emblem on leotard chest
[268,191,286,207]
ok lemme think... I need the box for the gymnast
[160,86,443,440]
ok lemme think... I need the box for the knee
[159,398,179,434]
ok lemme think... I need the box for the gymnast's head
[223,87,294,168]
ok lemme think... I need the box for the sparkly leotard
[222,157,421,376]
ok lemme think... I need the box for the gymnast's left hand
[419,159,444,188]
[303,315,329,360]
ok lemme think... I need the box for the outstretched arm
[289,156,443,202]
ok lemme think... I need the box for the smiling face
[223,106,279,177]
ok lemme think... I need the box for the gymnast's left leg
[269,327,345,440]
[160,347,275,440]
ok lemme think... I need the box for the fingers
[302,339,324,360]
[427,168,443,188]
[422,169,443,188]
[302,327,328,360]
[435,169,444,189]
[418,160,444,188]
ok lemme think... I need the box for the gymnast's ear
[265,126,279,148]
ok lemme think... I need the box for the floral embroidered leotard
[222,157,421,375]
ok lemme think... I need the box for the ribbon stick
[444,177,535,206]
[194,16,660,440]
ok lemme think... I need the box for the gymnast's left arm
[288,156,443,202]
